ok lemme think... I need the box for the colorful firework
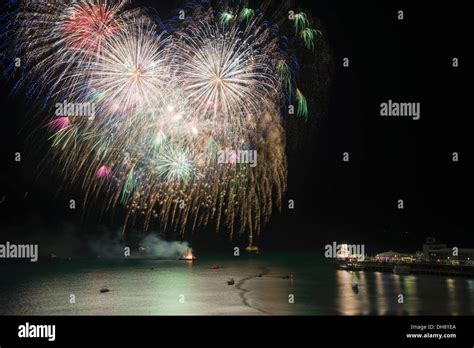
[220,11,234,26]
[170,12,279,130]
[240,8,255,22]
[300,27,322,50]
[0,1,324,242]
[296,88,308,120]
[60,1,127,57]
[3,0,143,101]
[294,12,309,32]
[86,20,170,113]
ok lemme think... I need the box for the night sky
[0,1,471,255]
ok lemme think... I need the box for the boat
[245,245,260,253]
[100,288,110,293]
[245,234,260,253]
[227,278,235,285]
[393,265,411,275]
[179,248,197,261]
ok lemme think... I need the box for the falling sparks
[294,12,309,33]
[48,117,71,132]
[97,165,113,179]
[300,28,322,50]
[240,8,255,22]
[220,11,234,26]
[296,89,308,120]
[0,1,323,240]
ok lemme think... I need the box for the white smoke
[140,234,190,259]
[87,230,190,259]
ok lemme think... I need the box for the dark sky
[0,1,471,255]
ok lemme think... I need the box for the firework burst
[4,0,142,101]
[86,20,170,113]
[171,16,278,127]
[1,0,324,242]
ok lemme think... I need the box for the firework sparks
[1,1,323,241]
[87,21,170,112]
[171,18,278,132]
[300,28,322,50]
[4,0,142,101]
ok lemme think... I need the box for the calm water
[1,254,474,315]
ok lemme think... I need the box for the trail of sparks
[1,0,322,241]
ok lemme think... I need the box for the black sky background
[0,1,471,256]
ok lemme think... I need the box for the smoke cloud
[140,234,190,259]
[0,216,190,259]
[87,230,190,259]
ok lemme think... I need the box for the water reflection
[402,275,418,315]
[1,258,474,315]
[358,272,370,314]
[446,278,459,315]
[336,270,359,315]
[374,272,387,315]
[336,270,474,315]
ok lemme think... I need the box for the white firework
[171,21,278,126]
[87,21,170,114]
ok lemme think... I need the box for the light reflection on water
[0,256,473,315]
[335,270,474,316]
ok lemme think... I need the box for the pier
[337,260,474,278]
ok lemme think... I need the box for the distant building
[422,237,447,261]
[375,250,415,262]
[426,248,474,262]
[375,250,400,262]
[422,237,474,264]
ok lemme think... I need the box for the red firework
[60,1,123,57]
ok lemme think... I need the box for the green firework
[300,28,322,50]
[277,60,293,98]
[220,12,233,26]
[294,12,309,32]
[155,146,194,183]
[240,8,255,22]
[296,88,308,120]
[121,170,136,203]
